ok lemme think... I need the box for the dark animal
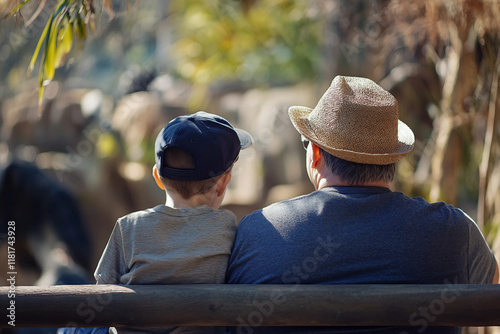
[0,161,92,272]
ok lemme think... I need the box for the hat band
[161,166,197,180]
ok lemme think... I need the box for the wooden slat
[1,284,500,328]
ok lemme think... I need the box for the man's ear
[310,142,322,169]
[152,166,165,190]
[216,172,232,197]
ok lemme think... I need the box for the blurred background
[0,0,499,321]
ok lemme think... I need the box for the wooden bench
[1,284,500,328]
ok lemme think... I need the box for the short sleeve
[94,221,127,284]
[465,211,497,284]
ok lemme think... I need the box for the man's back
[228,186,496,285]
[226,187,497,333]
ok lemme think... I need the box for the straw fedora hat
[288,75,415,165]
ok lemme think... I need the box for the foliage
[2,0,115,113]
[3,0,323,110]
[378,0,500,236]
[169,0,323,106]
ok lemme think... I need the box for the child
[94,111,253,333]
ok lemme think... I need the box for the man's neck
[316,175,391,190]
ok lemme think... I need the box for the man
[226,76,499,334]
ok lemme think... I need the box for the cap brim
[235,128,253,149]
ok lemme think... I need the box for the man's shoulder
[405,196,472,221]
[239,189,472,228]
[239,192,319,225]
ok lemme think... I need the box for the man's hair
[159,147,227,199]
[319,148,395,185]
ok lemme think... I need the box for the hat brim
[235,128,253,149]
[288,106,414,165]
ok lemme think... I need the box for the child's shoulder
[117,205,164,224]
[209,207,237,221]
[117,205,237,229]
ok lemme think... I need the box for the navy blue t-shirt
[226,187,497,333]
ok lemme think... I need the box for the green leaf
[42,0,70,81]
[54,30,66,68]
[44,18,58,80]
[27,12,53,75]
[37,53,47,115]
[62,20,73,53]
[76,14,87,40]
[53,1,70,26]
[54,15,73,67]
[28,0,67,75]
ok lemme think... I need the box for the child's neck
[165,190,219,210]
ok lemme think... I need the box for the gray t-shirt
[95,205,236,333]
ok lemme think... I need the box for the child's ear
[216,172,232,197]
[152,166,165,190]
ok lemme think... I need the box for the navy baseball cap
[155,111,253,181]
